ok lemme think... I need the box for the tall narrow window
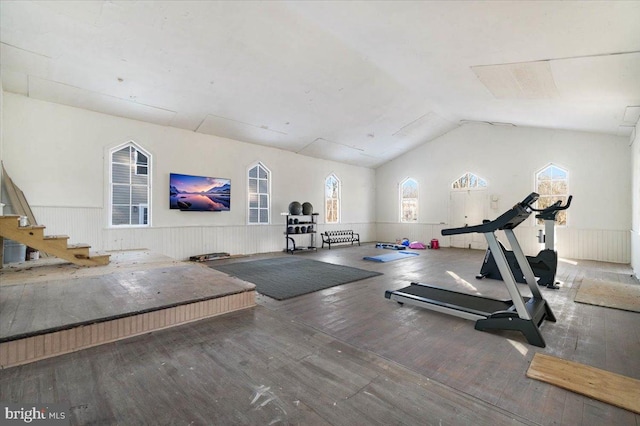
[248,162,270,224]
[110,142,151,226]
[325,174,341,223]
[400,178,418,222]
[536,164,569,225]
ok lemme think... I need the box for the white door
[449,191,488,249]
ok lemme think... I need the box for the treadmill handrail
[442,192,539,236]
[534,195,572,220]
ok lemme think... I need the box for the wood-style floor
[1,244,639,425]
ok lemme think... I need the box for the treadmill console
[443,192,540,235]
[518,192,539,210]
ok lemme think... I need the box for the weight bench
[321,230,360,249]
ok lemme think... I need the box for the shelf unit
[284,213,319,253]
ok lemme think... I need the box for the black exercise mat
[209,257,382,300]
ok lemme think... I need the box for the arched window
[452,172,487,190]
[535,164,569,225]
[248,162,270,224]
[110,142,151,226]
[325,174,341,223]
[400,178,418,222]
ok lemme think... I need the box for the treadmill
[476,195,572,289]
[385,192,556,347]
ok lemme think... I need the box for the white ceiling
[1,1,639,168]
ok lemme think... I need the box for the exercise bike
[476,195,572,289]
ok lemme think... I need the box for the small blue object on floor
[363,251,419,262]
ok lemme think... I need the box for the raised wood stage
[0,250,256,368]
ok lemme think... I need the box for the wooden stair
[0,215,109,267]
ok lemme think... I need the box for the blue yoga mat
[363,251,419,262]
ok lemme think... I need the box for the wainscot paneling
[31,206,106,249]
[29,207,627,262]
[30,206,377,260]
[375,222,631,263]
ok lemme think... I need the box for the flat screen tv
[170,173,231,211]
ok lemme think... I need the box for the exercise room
[0,1,639,425]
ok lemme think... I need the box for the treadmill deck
[385,282,522,317]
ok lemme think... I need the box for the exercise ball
[289,201,302,215]
[302,202,313,215]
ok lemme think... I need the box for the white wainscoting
[556,227,631,264]
[26,207,630,263]
[632,230,640,278]
[320,223,376,242]
[30,206,377,260]
[31,206,106,249]
[375,222,631,264]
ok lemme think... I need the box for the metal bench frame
[321,230,360,249]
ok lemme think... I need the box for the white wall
[1,93,376,259]
[375,122,632,263]
[631,121,640,276]
[2,93,633,264]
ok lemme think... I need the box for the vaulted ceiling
[1,1,639,168]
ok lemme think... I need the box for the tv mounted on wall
[169,173,231,211]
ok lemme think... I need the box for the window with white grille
[400,178,418,222]
[536,164,569,225]
[248,162,270,224]
[451,172,487,190]
[325,174,341,223]
[110,142,151,226]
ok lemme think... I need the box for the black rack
[284,213,319,254]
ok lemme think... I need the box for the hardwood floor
[1,244,639,425]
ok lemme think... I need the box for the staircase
[0,215,109,267]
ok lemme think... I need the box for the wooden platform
[527,353,640,414]
[0,250,256,368]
